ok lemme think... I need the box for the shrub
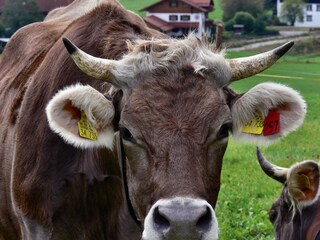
[273,16,288,26]
[254,16,266,34]
[224,19,235,31]
[221,0,264,21]
[1,0,44,37]
[234,12,255,33]
[0,22,6,38]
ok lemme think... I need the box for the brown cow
[257,148,320,240]
[0,0,306,239]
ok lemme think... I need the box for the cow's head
[46,36,306,240]
[257,148,320,240]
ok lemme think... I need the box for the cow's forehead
[121,76,230,144]
[118,35,232,88]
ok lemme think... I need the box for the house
[141,0,216,38]
[0,0,73,15]
[277,0,320,27]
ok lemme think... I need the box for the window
[317,4,320,11]
[306,4,312,11]
[169,15,178,21]
[180,15,190,21]
[306,15,312,22]
[169,0,178,7]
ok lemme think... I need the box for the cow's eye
[120,127,135,142]
[217,123,231,140]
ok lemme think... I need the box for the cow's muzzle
[142,197,218,240]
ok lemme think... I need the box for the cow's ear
[46,84,115,149]
[287,161,320,204]
[231,82,306,145]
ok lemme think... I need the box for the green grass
[119,0,158,17]
[209,0,223,20]
[216,53,320,240]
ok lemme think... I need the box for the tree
[221,0,264,21]
[281,0,305,26]
[1,0,44,37]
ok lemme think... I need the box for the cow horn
[228,41,294,82]
[63,38,122,87]
[256,147,288,183]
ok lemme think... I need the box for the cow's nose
[148,198,216,240]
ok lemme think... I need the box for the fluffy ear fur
[46,84,115,149]
[287,161,320,207]
[231,82,306,145]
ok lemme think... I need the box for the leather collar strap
[115,132,142,229]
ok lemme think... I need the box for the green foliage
[262,10,275,26]
[0,0,44,37]
[254,16,267,34]
[224,19,235,31]
[234,12,255,33]
[0,22,6,38]
[221,0,264,21]
[281,0,305,26]
[273,16,289,26]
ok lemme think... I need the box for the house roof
[189,0,212,7]
[141,0,209,13]
[144,15,175,31]
[144,15,215,32]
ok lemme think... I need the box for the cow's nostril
[196,206,212,232]
[153,206,170,232]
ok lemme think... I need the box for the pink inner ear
[274,103,291,111]
[290,167,320,202]
[63,101,81,120]
[300,170,319,201]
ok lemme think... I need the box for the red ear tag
[263,110,280,136]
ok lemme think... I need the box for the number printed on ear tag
[242,113,264,135]
[78,112,98,141]
[263,110,280,136]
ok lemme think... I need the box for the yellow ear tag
[77,112,98,141]
[242,112,264,135]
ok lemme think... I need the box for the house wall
[277,0,320,27]
[143,0,215,37]
[146,12,205,22]
[145,0,202,14]
[146,12,206,36]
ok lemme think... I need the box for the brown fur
[268,161,320,240]
[0,1,163,239]
[0,1,237,239]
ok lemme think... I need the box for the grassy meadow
[216,52,320,239]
